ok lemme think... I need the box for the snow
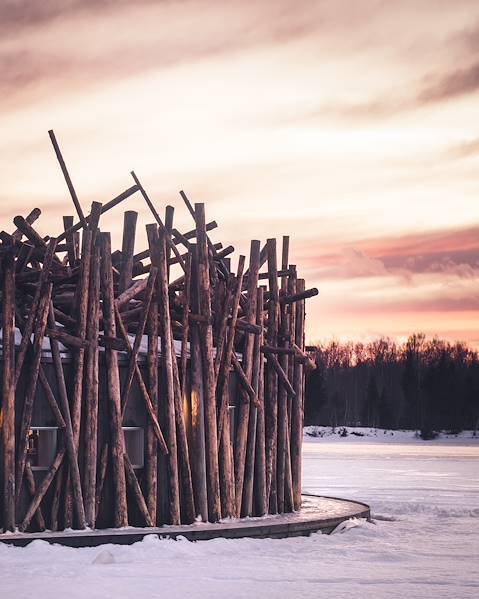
[1,430,478,598]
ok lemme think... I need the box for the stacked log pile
[0,131,317,533]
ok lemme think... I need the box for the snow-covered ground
[1,430,478,599]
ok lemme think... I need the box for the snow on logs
[0,130,317,533]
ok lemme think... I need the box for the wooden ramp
[0,495,370,547]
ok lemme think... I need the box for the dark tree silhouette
[305,335,479,435]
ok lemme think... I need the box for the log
[114,306,168,454]
[83,239,101,527]
[171,331,196,523]
[119,211,138,296]
[216,263,245,445]
[19,448,66,532]
[1,249,16,530]
[16,281,52,498]
[48,130,87,227]
[25,460,46,530]
[291,279,305,511]
[119,267,158,414]
[146,224,180,524]
[56,185,139,243]
[47,303,87,529]
[15,239,57,385]
[124,454,153,527]
[231,353,258,405]
[265,238,279,513]
[213,276,235,377]
[12,208,41,242]
[266,353,296,398]
[195,202,221,521]
[45,328,88,349]
[115,277,148,310]
[71,229,92,447]
[38,367,66,428]
[50,464,64,531]
[234,239,260,516]
[99,232,128,528]
[63,216,77,267]
[180,253,192,398]
[145,298,158,524]
[131,171,186,272]
[95,443,109,519]
[253,287,267,516]
[189,245,208,522]
[218,381,235,519]
[280,287,318,304]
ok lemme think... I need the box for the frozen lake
[1,434,478,598]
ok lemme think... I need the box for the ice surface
[1,431,478,599]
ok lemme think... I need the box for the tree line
[304,334,479,437]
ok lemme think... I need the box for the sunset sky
[1,0,478,347]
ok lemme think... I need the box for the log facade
[0,131,317,533]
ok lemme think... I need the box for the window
[122,427,144,468]
[27,427,58,470]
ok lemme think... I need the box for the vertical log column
[291,279,305,510]
[235,240,260,517]
[265,238,279,513]
[145,293,159,524]
[99,232,128,527]
[83,239,101,526]
[118,211,138,297]
[1,249,16,531]
[147,224,180,525]
[195,203,221,522]
[189,245,208,522]
[276,236,290,513]
[253,287,267,516]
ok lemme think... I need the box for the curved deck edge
[0,495,370,547]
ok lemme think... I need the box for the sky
[1,0,478,347]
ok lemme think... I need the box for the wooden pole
[1,249,16,531]
[19,448,66,532]
[147,224,180,525]
[16,281,52,498]
[195,203,221,522]
[83,239,101,527]
[291,279,305,510]
[189,245,208,522]
[124,454,153,527]
[99,232,128,528]
[145,297,158,524]
[119,267,158,414]
[253,287,267,516]
[24,462,46,531]
[131,172,186,272]
[56,185,139,243]
[234,240,260,516]
[118,211,138,296]
[47,303,87,529]
[12,208,41,241]
[265,238,279,513]
[48,130,87,227]
[15,240,57,385]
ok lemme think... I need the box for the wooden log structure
[0,131,317,533]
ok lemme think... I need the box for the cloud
[446,137,479,160]
[418,61,479,103]
[294,224,479,310]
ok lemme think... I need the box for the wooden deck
[0,495,370,547]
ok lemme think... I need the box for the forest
[304,334,479,438]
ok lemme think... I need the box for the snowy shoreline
[304,426,479,444]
